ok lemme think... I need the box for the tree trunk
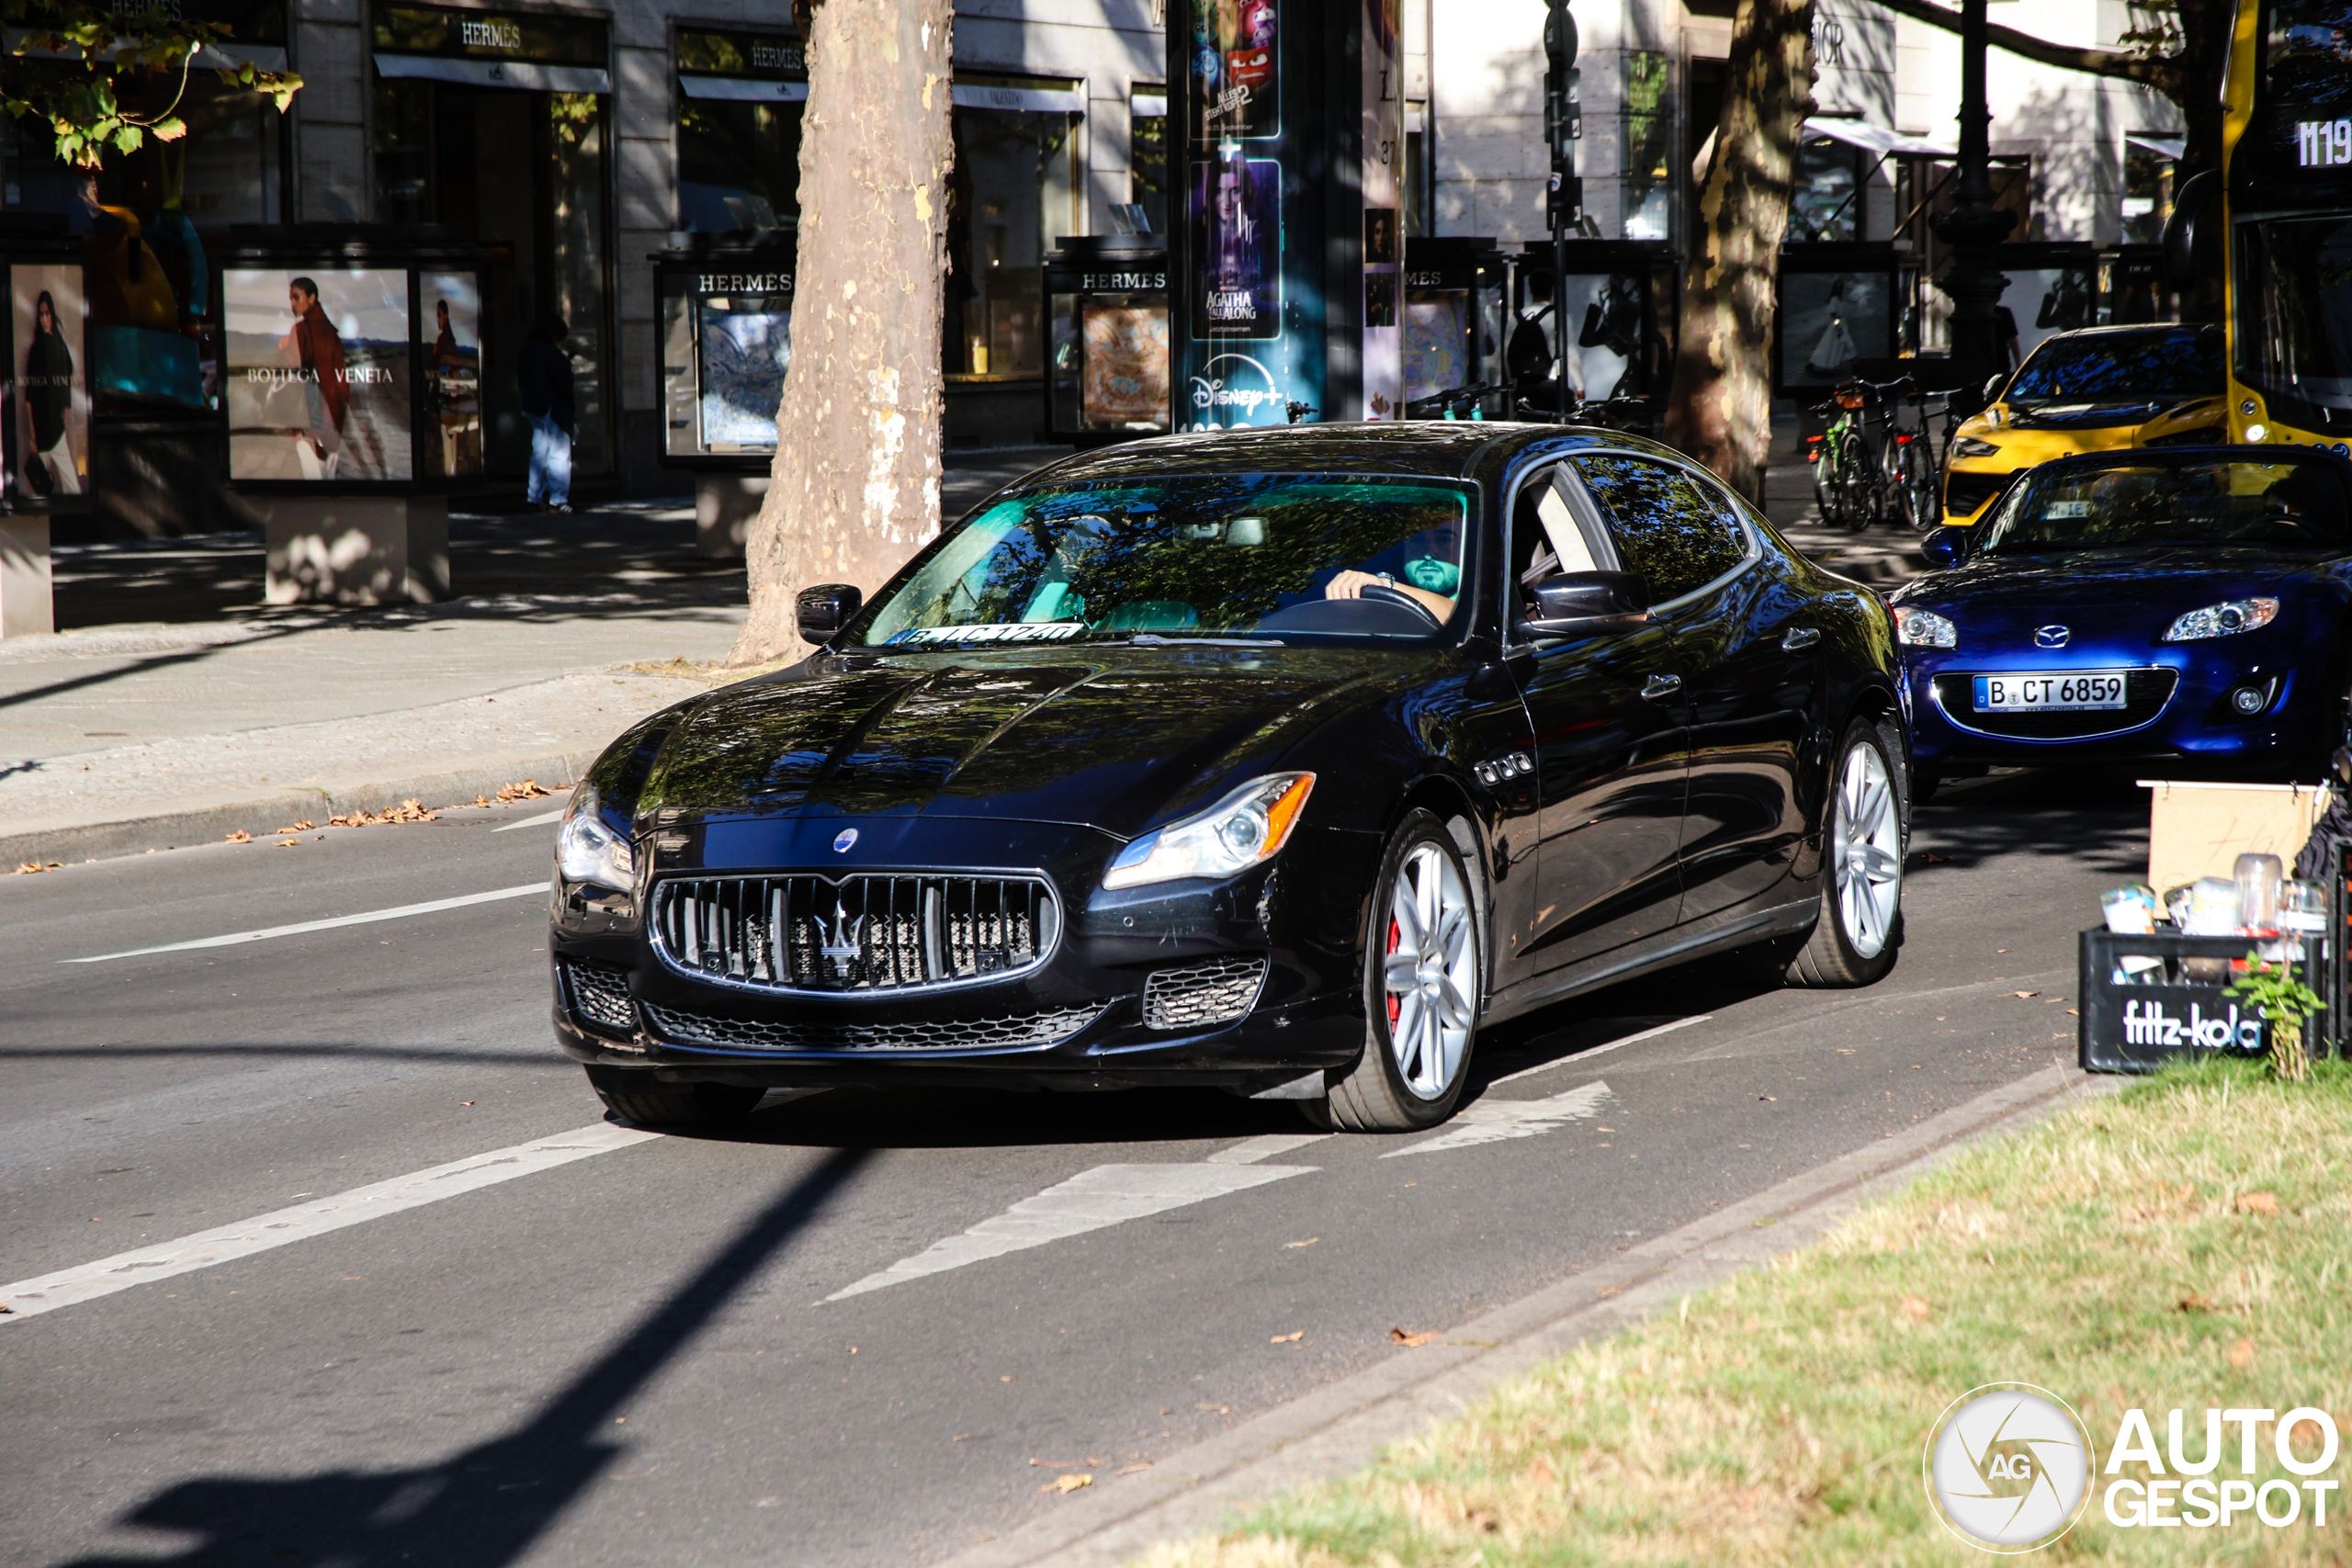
[727,0,954,665]
[1663,0,1815,504]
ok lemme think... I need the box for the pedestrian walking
[519,312,575,513]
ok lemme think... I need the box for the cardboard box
[2140,779,2334,895]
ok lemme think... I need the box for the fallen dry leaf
[1270,1330,1304,1344]
[1028,1457,1102,1469]
[277,821,316,833]
[224,829,252,844]
[497,779,552,802]
[2178,1292,2214,1314]
[1919,852,1953,863]
[1195,1403,1232,1414]
[12,861,62,874]
[2230,1337,2257,1370]
[1041,1473,1091,1495]
[1758,1095,1777,1102]
[275,839,300,849]
[1283,1237,1318,1248]
[1115,1462,1151,1475]
[2235,1190,2280,1215]
[1898,1296,1931,1322]
[1390,1327,1441,1347]
[2011,990,2040,999]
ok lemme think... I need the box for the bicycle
[1806,383,1883,528]
[1872,378,1945,531]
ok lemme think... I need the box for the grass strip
[1139,1060,2352,1566]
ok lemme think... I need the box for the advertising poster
[1779,270,1891,390]
[1360,0,1402,416]
[422,273,482,479]
[1080,302,1170,428]
[1403,290,1468,404]
[1192,0,1278,141]
[225,269,413,481]
[1560,272,1648,401]
[2011,266,2097,365]
[1193,153,1283,340]
[12,264,87,504]
[696,290,792,451]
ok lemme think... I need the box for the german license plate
[1973,671,2130,712]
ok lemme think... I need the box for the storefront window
[1130,88,1168,233]
[948,78,1083,379]
[1622,51,1672,241]
[676,28,807,233]
[2122,142,2176,244]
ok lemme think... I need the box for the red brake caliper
[1385,917,1402,1026]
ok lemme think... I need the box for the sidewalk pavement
[0,440,1923,872]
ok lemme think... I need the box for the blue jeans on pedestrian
[526,413,572,506]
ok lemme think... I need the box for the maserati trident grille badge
[817,902,866,976]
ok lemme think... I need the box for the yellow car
[1941,323,2226,524]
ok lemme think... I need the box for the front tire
[1785,717,1906,987]
[587,1068,763,1129]
[1322,809,1482,1132]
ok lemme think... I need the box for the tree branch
[1865,0,2170,86]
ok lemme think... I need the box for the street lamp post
[1932,0,2016,405]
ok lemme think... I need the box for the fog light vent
[562,957,638,1035]
[1142,957,1268,1032]
[2230,683,2269,716]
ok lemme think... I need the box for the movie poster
[1193,153,1282,339]
[1191,0,1278,141]
[11,263,87,505]
[1361,0,1402,416]
[225,269,413,481]
[422,273,481,479]
[1080,302,1170,427]
[697,289,792,451]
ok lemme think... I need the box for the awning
[951,82,1084,115]
[679,74,808,103]
[1806,116,1953,160]
[373,52,611,94]
[5,29,286,73]
[2127,131,2187,160]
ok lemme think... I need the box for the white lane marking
[493,807,568,832]
[0,1122,656,1323]
[1488,1015,1711,1087]
[1383,1079,1612,1158]
[61,883,548,964]
[824,1162,1315,1301]
[1206,1131,1334,1166]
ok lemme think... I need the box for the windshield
[2001,328,2222,406]
[2237,216,2352,427]
[856,474,1475,647]
[1976,457,2352,553]
[2267,0,2352,113]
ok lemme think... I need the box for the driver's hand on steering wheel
[1325,570,1456,624]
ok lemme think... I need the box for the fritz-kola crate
[2076,929,2323,1073]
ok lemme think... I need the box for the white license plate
[1973,671,2130,712]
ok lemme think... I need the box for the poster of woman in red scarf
[224,269,413,481]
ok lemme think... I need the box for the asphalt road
[0,771,2147,1568]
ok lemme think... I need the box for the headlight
[2162,597,2279,642]
[1893,607,1957,649]
[557,784,637,892]
[1102,773,1316,890]
[1951,436,2001,458]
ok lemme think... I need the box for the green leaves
[1,1,303,168]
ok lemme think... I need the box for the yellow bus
[2219,0,2352,450]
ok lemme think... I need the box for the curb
[935,1061,2118,1568]
[1,750,590,870]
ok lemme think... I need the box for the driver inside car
[1323,530,1463,624]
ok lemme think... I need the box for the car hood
[637,644,1419,837]
[2001,400,2178,431]
[1894,546,2342,640]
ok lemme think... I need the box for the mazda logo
[2034,625,2071,649]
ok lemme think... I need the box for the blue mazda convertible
[1893,447,2352,797]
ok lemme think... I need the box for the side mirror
[1517,570,1650,638]
[797,582,862,646]
[1919,525,1971,570]
[1982,373,2008,404]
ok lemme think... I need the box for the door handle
[1781,626,1822,652]
[1642,672,1682,701]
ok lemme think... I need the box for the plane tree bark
[1663,0,1816,504]
[727,0,954,666]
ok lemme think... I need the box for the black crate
[2079,929,2329,1074]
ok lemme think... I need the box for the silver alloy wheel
[1381,842,1477,1099]
[1836,739,1904,959]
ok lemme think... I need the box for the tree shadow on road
[54,1146,867,1568]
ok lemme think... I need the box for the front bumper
[1905,647,2315,771]
[548,813,1379,1091]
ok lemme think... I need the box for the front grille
[650,873,1059,996]
[1932,668,2179,738]
[1142,956,1268,1031]
[640,999,1108,1054]
[1942,468,2010,517]
[562,957,638,1035]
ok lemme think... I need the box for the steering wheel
[1360,582,1443,628]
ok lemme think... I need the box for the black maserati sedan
[550,423,1908,1133]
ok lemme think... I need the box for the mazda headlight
[1951,436,2001,458]
[557,784,637,892]
[1893,607,1957,649]
[2162,597,2279,642]
[1102,773,1316,890]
